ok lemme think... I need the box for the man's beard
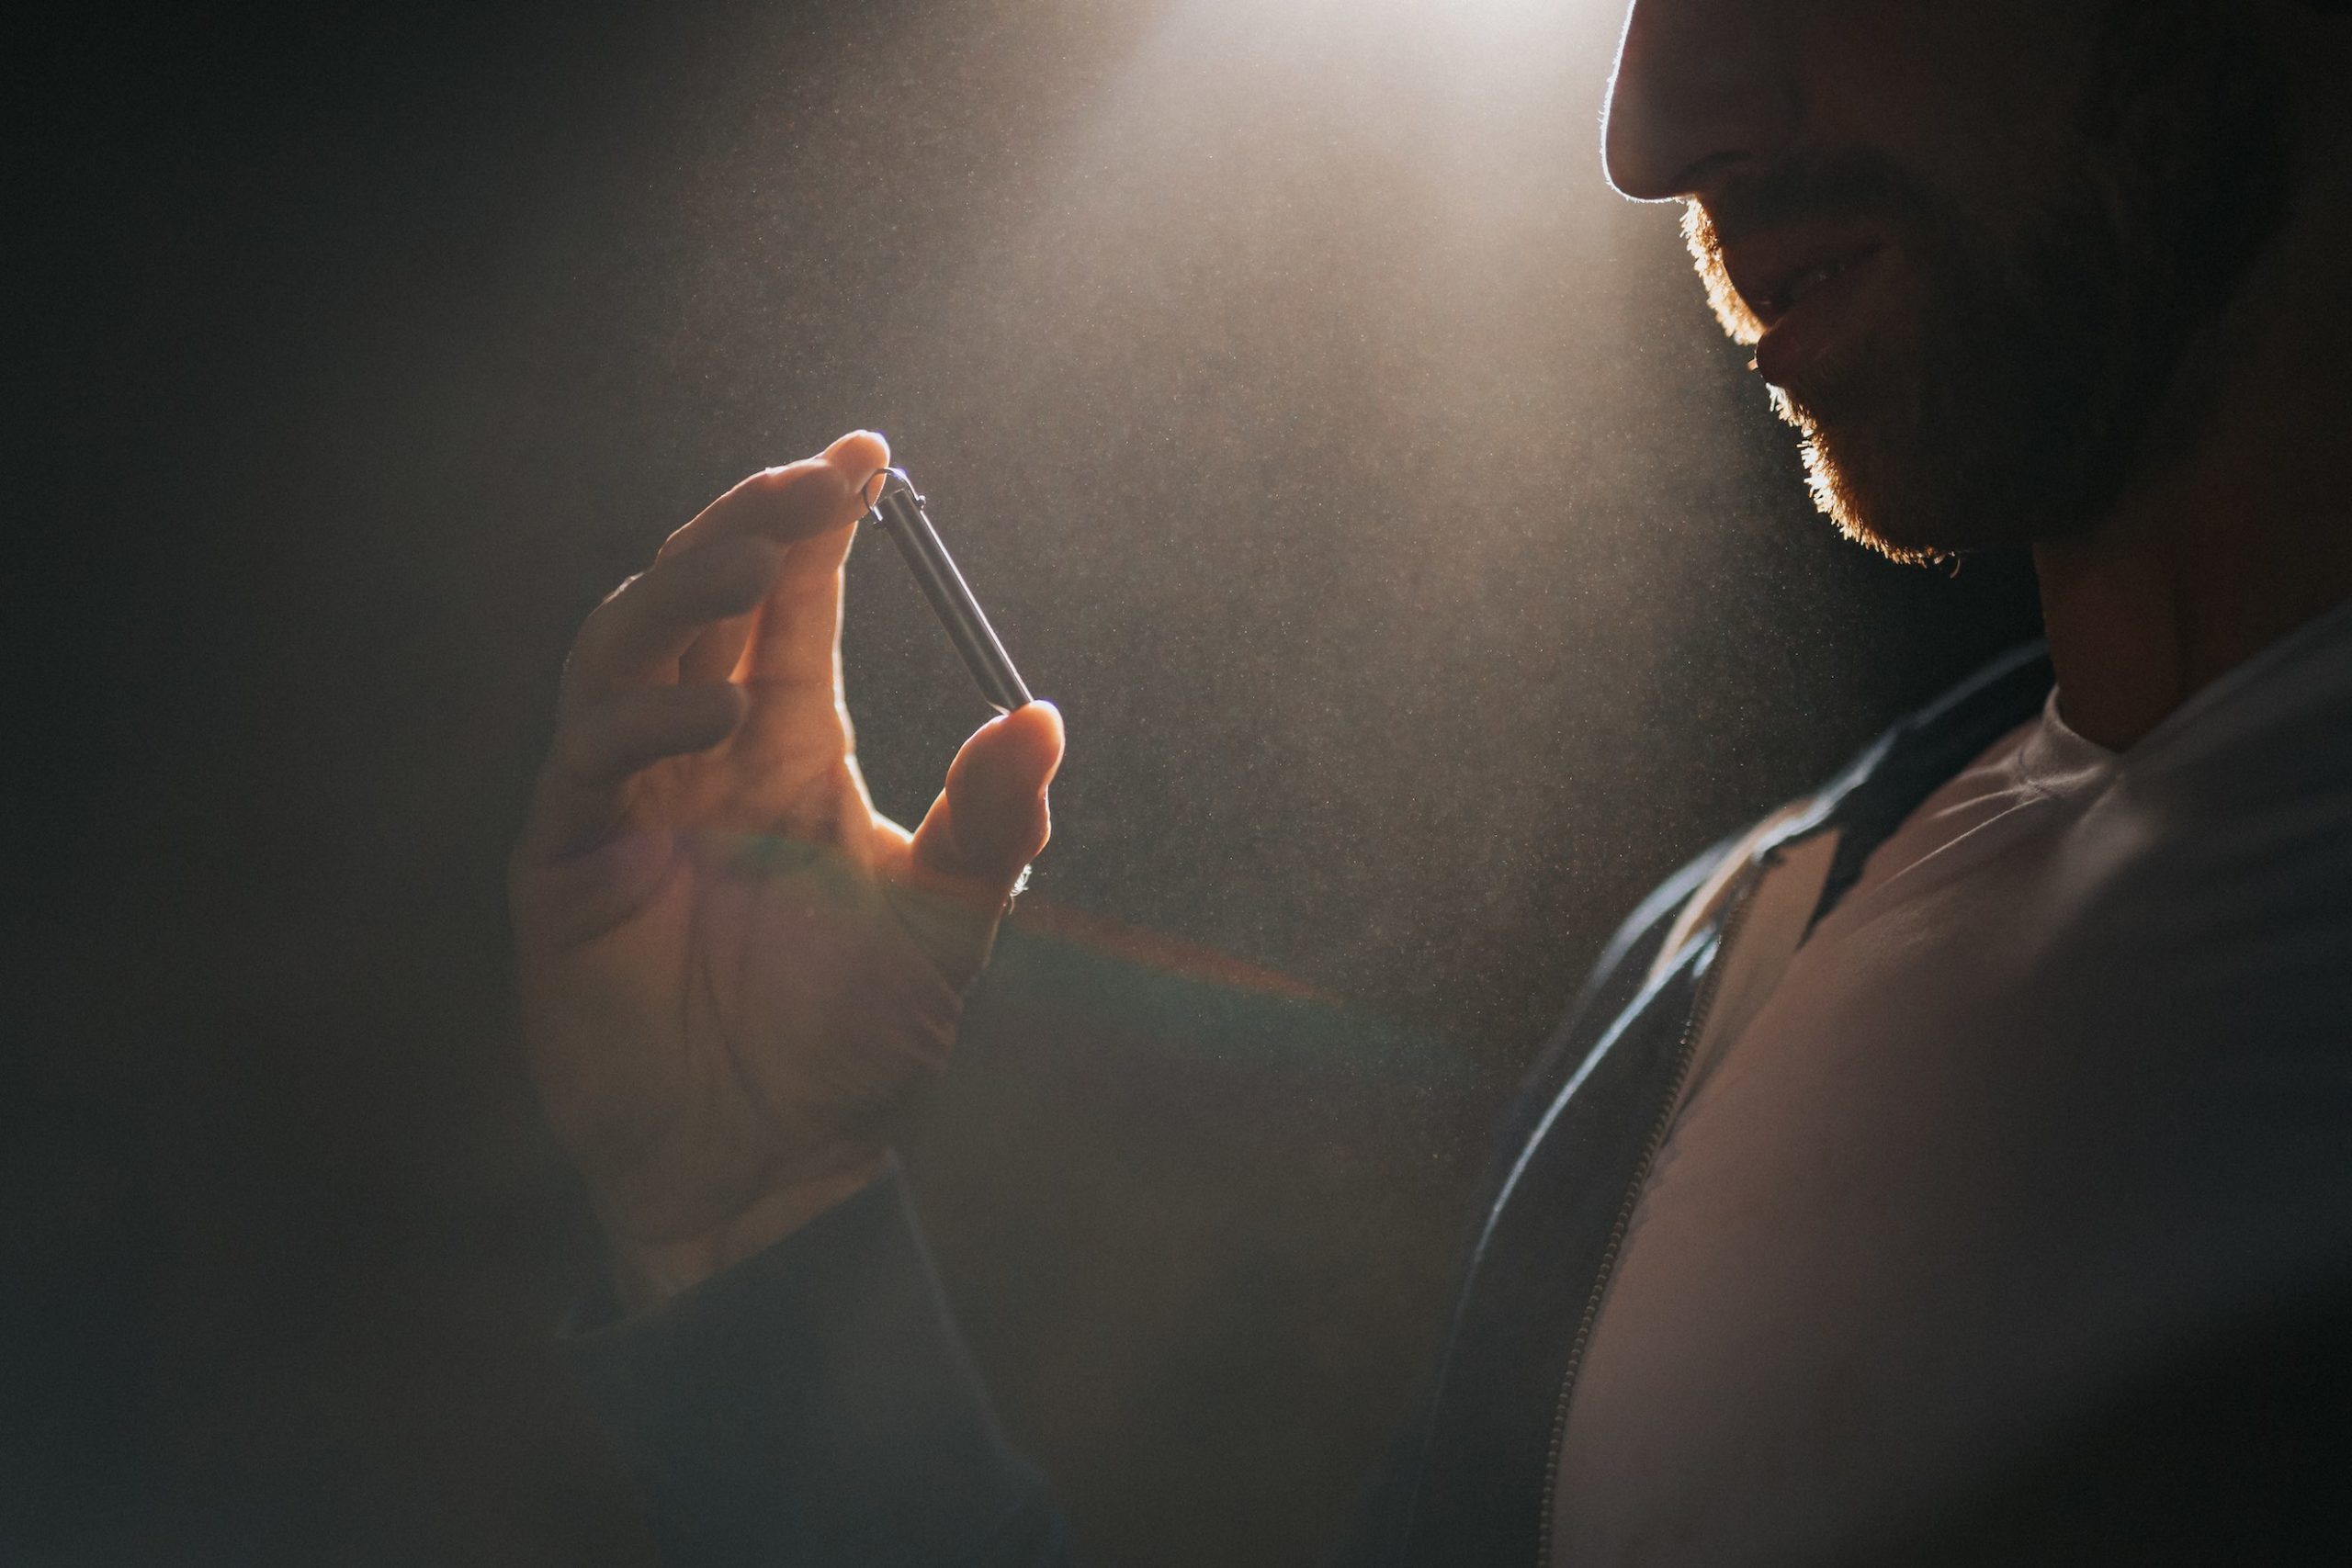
[1684,3,2294,565]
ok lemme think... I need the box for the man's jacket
[564,644,2352,1565]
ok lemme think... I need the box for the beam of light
[652,0,1734,1046]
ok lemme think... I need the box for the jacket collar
[1749,641,2054,931]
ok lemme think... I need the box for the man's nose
[1603,0,1798,201]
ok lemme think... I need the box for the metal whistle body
[865,467,1033,713]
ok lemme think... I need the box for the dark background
[8,2,2041,1562]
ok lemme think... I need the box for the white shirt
[1550,602,2352,1565]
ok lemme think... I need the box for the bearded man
[510,0,2352,1562]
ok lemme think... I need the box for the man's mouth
[1726,235,1890,389]
[1770,254,1860,317]
[1758,245,1900,392]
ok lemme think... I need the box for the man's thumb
[909,701,1063,892]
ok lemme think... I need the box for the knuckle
[569,574,643,663]
[738,466,799,500]
[595,569,646,611]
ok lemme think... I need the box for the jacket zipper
[1534,871,1761,1566]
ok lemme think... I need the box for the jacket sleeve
[561,1166,1072,1568]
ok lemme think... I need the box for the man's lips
[1723,229,1885,331]
[1721,231,1890,388]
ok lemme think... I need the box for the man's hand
[510,432,1063,1308]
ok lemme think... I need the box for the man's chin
[1781,397,2035,566]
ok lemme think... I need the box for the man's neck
[2031,151,2352,753]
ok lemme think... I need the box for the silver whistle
[865,467,1034,714]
